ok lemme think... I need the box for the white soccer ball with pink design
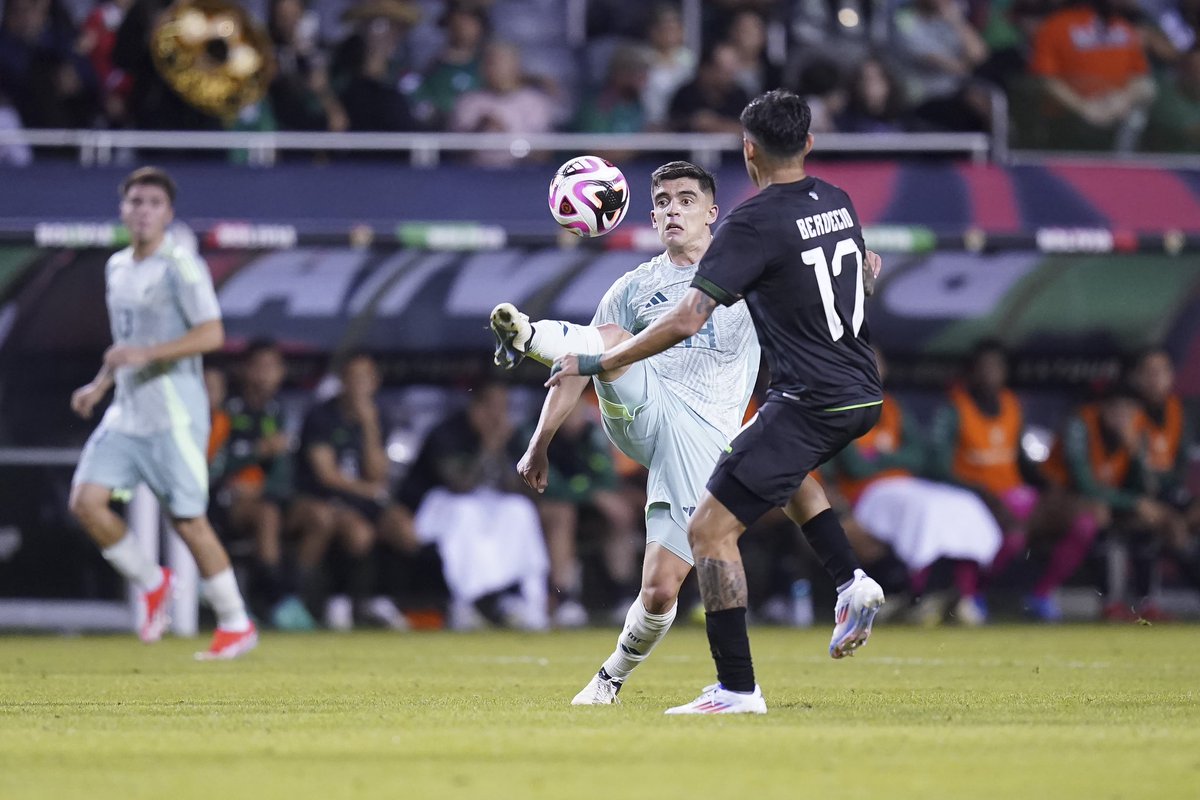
[548,156,630,238]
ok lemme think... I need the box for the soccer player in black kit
[548,89,886,714]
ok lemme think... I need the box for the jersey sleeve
[170,248,222,326]
[590,272,636,330]
[691,210,768,307]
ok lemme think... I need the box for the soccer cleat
[953,595,988,626]
[139,567,175,643]
[552,599,589,629]
[571,668,623,705]
[361,596,410,631]
[490,302,533,369]
[1023,593,1062,623]
[195,622,258,661]
[664,683,767,715]
[829,568,885,659]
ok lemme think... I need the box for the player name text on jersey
[795,207,854,240]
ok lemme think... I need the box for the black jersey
[691,176,882,411]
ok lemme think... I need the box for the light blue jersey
[101,234,221,436]
[592,252,760,442]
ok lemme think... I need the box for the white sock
[201,568,251,632]
[527,320,606,367]
[101,534,163,592]
[601,597,677,681]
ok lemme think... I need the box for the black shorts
[707,394,881,527]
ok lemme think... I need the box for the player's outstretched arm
[519,374,590,493]
[104,319,225,370]
[547,289,716,387]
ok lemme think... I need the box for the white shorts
[595,361,728,566]
[73,423,210,518]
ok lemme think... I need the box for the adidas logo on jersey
[643,291,670,309]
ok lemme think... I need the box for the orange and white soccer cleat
[195,622,259,661]
[139,567,175,644]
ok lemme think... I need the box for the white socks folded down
[527,320,606,367]
[601,597,678,682]
[102,535,251,633]
[102,534,163,592]
[201,568,252,633]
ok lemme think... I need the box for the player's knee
[340,514,376,555]
[68,484,107,524]
[596,323,632,350]
[640,582,679,614]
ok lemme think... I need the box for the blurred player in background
[492,161,761,704]
[68,167,257,659]
[549,91,887,714]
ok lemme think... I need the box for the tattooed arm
[546,288,717,387]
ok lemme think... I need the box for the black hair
[120,166,177,204]
[243,337,280,360]
[967,338,1007,366]
[739,89,812,159]
[650,160,717,201]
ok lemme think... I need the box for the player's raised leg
[490,303,609,370]
[664,495,766,715]
[69,478,173,644]
[573,534,690,705]
[785,476,885,659]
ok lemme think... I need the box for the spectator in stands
[1028,0,1156,150]
[525,400,640,628]
[400,383,549,631]
[837,56,910,133]
[720,9,781,98]
[412,0,488,129]
[798,58,847,133]
[575,43,652,134]
[0,0,99,128]
[641,3,696,127]
[667,41,750,133]
[930,340,1100,622]
[267,0,348,133]
[1145,46,1200,151]
[1042,388,1182,620]
[333,0,423,133]
[0,89,31,165]
[291,352,417,630]
[112,0,221,130]
[208,340,314,630]
[893,0,992,131]
[450,41,554,167]
[77,0,134,126]
[827,351,1003,625]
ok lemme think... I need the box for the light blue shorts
[595,361,728,566]
[73,423,211,519]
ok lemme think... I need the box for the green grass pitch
[2,625,1198,800]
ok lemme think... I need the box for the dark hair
[1124,346,1171,375]
[968,338,1007,366]
[339,349,376,373]
[243,337,281,360]
[650,160,717,201]
[739,89,812,158]
[120,167,177,204]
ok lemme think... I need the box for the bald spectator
[450,41,554,167]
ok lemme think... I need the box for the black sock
[347,554,377,610]
[705,607,755,693]
[801,508,861,587]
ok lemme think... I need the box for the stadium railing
[0,129,995,167]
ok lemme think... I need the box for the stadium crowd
[198,337,1200,632]
[0,0,1198,158]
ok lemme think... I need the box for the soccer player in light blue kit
[491,161,761,704]
[68,167,257,659]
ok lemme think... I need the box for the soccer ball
[548,156,630,237]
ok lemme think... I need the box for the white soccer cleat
[664,683,767,715]
[571,668,623,705]
[489,302,533,369]
[830,568,885,659]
